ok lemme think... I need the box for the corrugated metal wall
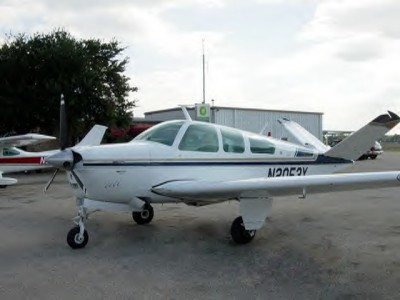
[212,108,323,141]
[145,109,196,121]
[144,107,323,142]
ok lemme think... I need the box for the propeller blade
[44,168,59,193]
[71,169,85,193]
[60,94,68,150]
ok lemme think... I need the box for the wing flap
[152,171,400,201]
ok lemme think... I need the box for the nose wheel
[132,203,154,225]
[67,226,89,249]
[67,204,89,249]
[231,216,256,244]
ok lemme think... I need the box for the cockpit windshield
[2,148,20,156]
[133,121,184,146]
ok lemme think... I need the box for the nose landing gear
[67,204,89,249]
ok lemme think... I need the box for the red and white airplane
[44,97,400,249]
[0,133,58,187]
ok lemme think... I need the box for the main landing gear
[230,216,256,244]
[132,203,154,225]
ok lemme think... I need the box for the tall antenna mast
[202,39,206,104]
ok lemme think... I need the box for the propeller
[44,94,84,192]
[44,168,59,192]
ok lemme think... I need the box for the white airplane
[0,133,58,187]
[45,99,400,249]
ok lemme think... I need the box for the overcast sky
[1,0,400,133]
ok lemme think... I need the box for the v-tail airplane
[44,99,400,249]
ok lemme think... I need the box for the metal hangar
[144,105,323,142]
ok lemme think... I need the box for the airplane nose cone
[45,150,74,170]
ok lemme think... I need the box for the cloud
[1,0,400,134]
[130,0,400,134]
[301,0,400,40]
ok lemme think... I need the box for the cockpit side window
[3,148,20,156]
[221,128,245,153]
[249,137,275,154]
[133,121,184,146]
[179,124,219,152]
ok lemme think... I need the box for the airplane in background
[44,98,400,249]
[0,133,58,187]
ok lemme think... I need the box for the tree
[0,29,137,142]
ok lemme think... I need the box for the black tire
[0,185,7,189]
[67,226,89,249]
[132,203,154,225]
[370,155,377,160]
[230,216,256,244]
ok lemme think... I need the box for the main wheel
[230,216,256,244]
[132,203,154,225]
[67,226,89,249]
[370,155,377,160]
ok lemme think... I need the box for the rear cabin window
[221,128,245,153]
[179,124,219,152]
[133,121,184,146]
[249,137,275,154]
[3,148,20,156]
[295,150,314,157]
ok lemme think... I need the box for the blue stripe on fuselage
[82,155,352,167]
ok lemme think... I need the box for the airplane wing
[74,125,107,147]
[0,134,56,148]
[152,171,400,201]
[278,118,330,153]
[0,172,18,187]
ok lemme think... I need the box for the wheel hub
[74,234,84,244]
[141,210,150,219]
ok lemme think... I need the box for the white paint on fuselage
[0,147,58,174]
[68,121,352,204]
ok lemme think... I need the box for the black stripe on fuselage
[82,155,352,167]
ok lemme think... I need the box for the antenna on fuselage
[179,106,192,121]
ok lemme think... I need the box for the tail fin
[325,111,400,160]
[74,125,108,147]
[278,118,330,153]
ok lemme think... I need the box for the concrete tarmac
[1,152,400,299]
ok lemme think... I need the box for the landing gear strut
[67,204,89,249]
[230,216,256,244]
[132,203,154,225]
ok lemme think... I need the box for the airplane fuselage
[67,121,352,205]
[42,108,400,249]
[0,147,57,174]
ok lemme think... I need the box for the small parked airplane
[0,133,57,187]
[45,98,400,249]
